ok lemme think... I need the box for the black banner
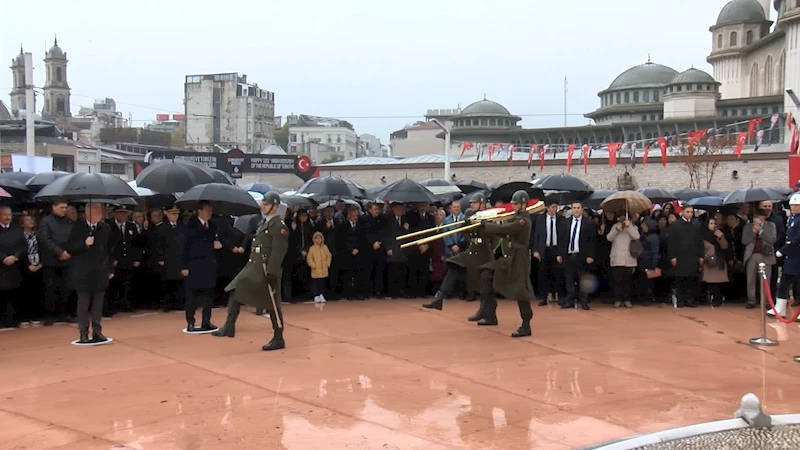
[141,149,318,181]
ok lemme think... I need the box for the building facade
[287,115,358,162]
[41,38,71,119]
[357,133,381,157]
[184,73,276,153]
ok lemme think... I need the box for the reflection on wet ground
[0,300,798,449]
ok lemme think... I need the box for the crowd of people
[0,192,797,335]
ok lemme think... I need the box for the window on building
[643,91,650,102]
[290,133,297,143]
[56,97,65,113]
[633,92,639,102]
[336,135,341,143]
[646,132,653,139]
[624,92,630,103]
[687,84,693,91]
[773,106,780,113]
[717,34,723,49]
[641,115,647,121]
[616,93,621,103]
[762,107,768,114]
[746,30,754,45]
[480,119,488,126]
[730,31,738,47]
[722,109,728,117]
[489,119,496,126]
[732,109,738,116]
[654,90,660,102]
[56,67,62,83]
[650,115,656,121]
[326,134,332,143]
[101,163,126,175]
[742,109,747,116]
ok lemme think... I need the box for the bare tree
[672,132,734,189]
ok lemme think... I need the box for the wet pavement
[1,300,799,449]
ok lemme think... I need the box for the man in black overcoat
[106,206,143,315]
[0,206,27,328]
[156,206,185,311]
[179,201,221,331]
[667,205,704,308]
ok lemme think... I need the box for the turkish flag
[527,144,537,169]
[643,144,650,166]
[566,144,576,172]
[657,137,668,167]
[581,144,590,174]
[607,143,621,168]
[734,131,747,158]
[508,144,516,166]
[539,144,546,171]
[747,118,763,141]
[459,141,473,157]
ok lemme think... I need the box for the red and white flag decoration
[507,144,517,166]
[459,141,473,157]
[607,143,621,167]
[642,143,650,166]
[657,137,668,167]
[581,144,590,174]
[527,144,537,169]
[487,143,502,164]
[734,131,747,158]
[539,144,546,171]
[566,143,576,172]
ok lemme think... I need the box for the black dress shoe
[91,332,108,343]
[186,323,196,332]
[538,299,548,306]
[511,327,532,338]
[580,303,591,311]
[201,323,217,331]
[78,333,90,344]
[477,318,498,326]
[422,300,443,310]
[262,338,286,351]
[212,326,235,337]
[745,302,757,309]
[43,319,54,327]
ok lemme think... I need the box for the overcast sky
[2,0,741,145]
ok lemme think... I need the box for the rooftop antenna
[483,93,487,100]
[647,53,651,63]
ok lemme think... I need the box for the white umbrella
[127,180,157,197]
[248,191,264,202]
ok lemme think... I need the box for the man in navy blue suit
[179,201,221,331]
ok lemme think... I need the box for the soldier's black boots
[92,331,108,343]
[476,317,498,326]
[467,301,484,321]
[212,299,241,338]
[511,323,532,338]
[262,338,286,351]
[212,325,235,337]
[423,291,444,310]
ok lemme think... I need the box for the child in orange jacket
[306,231,332,303]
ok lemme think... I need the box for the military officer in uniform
[472,190,536,338]
[106,205,143,315]
[771,194,800,321]
[422,192,495,321]
[213,191,290,351]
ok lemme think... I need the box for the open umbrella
[488,181,544,205]
[671,188,716,201]
[75,197,139,207]
[175,183,260,216]
[240,182,278,194]
[280,193,317,209]
[26,171,70,192]
[210,169,235,185]
[532,174,593,193]
[35,172,139,200]
[0,171,35,184]
[296,176,365,198]
[375,178,439,204]
[722,187,787,205]
[135,160,216,193]
[0,187,12,199]
[582,189,616,210]
[636,187,676,204]
[319,198,360,209]
[685,196,724,210]
[248,191,264,202]
[0,178,30,197]
[456,179,489,194]
[601,190,652,216]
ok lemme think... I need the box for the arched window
[480,119,487,126]
[730,31,738,47]
[764,54,774,95]
[636,133,642,141]
[646,132,653,139]
[616,93,621,103]
[653,90,660,101]
[643,91,650,102]
[717,34,723,49]
[633,91,639,102]
[778,50,786,94]
[56,97,65,114]
[628,133,635,142]
[746,30,754,45]
[56,67,62,82]
[624,92,630,103]
[489,119,496,126]
[750,62,760,96]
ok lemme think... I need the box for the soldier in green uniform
[472,190,536,338]
[422,192,497,321]
[212,191,289,351]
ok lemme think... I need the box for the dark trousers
[77,290,104,334]
[185,287,213,326]
[43,266,71,319]
[160,279,184,310]
[19,269,44,321]
[537,247,564,300]
[368,250,385,295]
[707,283,723,306]
[479,268,533,326]
[407,256,430,297]
[108,268,133,313]
[439,264,465,296]
[634,268,654,303]
[387,262,408,297]
[674,275,698,306]
[340,254,363,298]
[777,272,800,299]
[311,278,326,296]
[563,254,589,306]
[0,288,17,327]
[612,266,634,303]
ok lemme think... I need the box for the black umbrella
[75,197,139,207]
[543,190,590,205]
[241,182,278,194]
[456,179,489,194]
[365,186,386,199]
[488,181,544,205]
[35,172,139,200]
[375,178,440,204]
[419,178,455,187]
[0,178,30,197]
[175,183,259,216]
[582,189,617,210]
[685,196,724,210]
[722,187,787,205]
[280,193,317,209]
[26,171,70,192]
[532,174,593,193]
[135,160,216,193]
[296,176,365,198]
[672,188,715,201]
[0,171,35,183]
[636,187,676,204]
[210,169,235,185]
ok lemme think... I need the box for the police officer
[213,191,290,351]
[472,190,536,338]
[106,205,143,315]
[423,192,495,321]
[771,194,800,321]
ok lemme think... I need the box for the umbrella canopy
[364,186,385,199]
[210,169,236,185]
[0,187,12,199]
[771,186,796,197]
[375,178,440,204]
[75,197,139,207]
[296,176,366,198]
[581,189,617,210]
[672,188,716,201]
[601,190,653,215]
[456,179,489,194]
[26,171,70,191]
[280,193,317,209]
[319,198,361,209]
[532,174,593,193]
[0,178,30,197]
[135,160,216,193]
[126,180,157,197]
[636,187,676,204]
[240,182,278,194]
[35,172,139,200]
[419,179,461,195]
[685,196,724,210]
[175,183,260,216]
[488,181,544,205]
[722,187,787,205]
[0,171,35,183]
[248,191,264,202]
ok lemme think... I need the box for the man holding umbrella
[213,191,290,351]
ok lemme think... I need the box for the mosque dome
[670,68,716,84]
[608,61,679,90]
[716,0,767,26]
[460,98,512,117]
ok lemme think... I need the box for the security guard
[472,190,536,338]
[213,191,290,351]
[771,193,800,321]
[423,192,496,321]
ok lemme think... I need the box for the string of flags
[454,113,795,174]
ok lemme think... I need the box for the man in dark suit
[562,202,596,310]
[179,201,221,331]
[385,202,410,298]
[405,203,435,298]
[64,202,116,343]
[363,203,388,297]
[533,200,567,306]
[156,206,185,312]
[337,206,365,299]
[0,206,26,328]
[106,206,143,315]
[668,205,704,308]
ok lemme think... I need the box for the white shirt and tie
[569,216,582,254]
[546,214,558,247]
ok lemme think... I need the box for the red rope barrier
[762,277,800,324]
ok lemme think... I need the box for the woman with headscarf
[701,217,730,307]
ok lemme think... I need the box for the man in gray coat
[742,208,777,308]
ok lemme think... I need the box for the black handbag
[629,239,644,258]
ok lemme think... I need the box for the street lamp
[430,118,451,180]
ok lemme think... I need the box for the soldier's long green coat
[447,208,497,292]
[480,210,536,301]
[225,215,289,310]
